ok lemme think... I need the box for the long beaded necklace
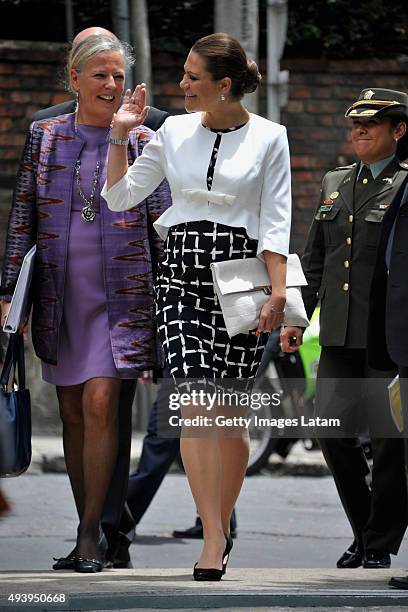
[73,105,111,223]
[74,158,101,222]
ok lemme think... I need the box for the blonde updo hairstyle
[67,34,135,94]
[191,32,261,99]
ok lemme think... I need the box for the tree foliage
[284,0,408,59]
[1,0,407,59]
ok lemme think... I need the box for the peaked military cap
[345,88,408,121]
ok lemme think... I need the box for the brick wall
[1,41,408,255]
[281,57,408,251]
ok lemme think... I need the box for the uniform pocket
[365,209,386,223]
[314,207,340,222]
[364,207,386,247]
[314,207,340,246]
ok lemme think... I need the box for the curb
[1,569,408,610]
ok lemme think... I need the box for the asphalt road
[1,472,408,571]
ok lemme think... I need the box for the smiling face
[350,117,404,164]
[71,50,125,126]
[179,51,228,113]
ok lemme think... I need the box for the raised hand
[112,84,149,133]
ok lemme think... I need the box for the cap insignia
[364,90,375,100]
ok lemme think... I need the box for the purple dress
[42,125,120,385]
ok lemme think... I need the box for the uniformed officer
[281,88,408,568]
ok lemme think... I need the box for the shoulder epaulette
[331,163,356,172]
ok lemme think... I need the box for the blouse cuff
[257,239,289,260]
[101,174,129,210]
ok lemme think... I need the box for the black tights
[57,377,120,560]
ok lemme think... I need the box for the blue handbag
[0,334,31,477]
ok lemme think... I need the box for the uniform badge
[319,204,333,212]
[379,203,390,210]
[329,191,339,199]
[382,177,393,184]
[323,199,333,205]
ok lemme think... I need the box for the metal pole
[267,0,288,123]
[130,0,153,100]
[214,0,259,113]
[64,0,74,42]
[113,0,133,89]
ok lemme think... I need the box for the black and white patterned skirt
[155,221,267,387]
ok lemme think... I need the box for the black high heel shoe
[193,562,223,582]
[193,535,231,582]
[222,534,233,575]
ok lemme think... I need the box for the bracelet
[109,136,129,146]
[270,304,285,315]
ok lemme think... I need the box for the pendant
[81,206,96,222]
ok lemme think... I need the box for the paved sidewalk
[31,435,144,474]
[5,440,387,611]
[1,568,408,610]
[30,435,329,475]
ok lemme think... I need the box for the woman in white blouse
[103,33,292,580]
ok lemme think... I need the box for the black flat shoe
[75,557,104,573]
[222,534,233,575]
[193,562,223,582]
[389,575,408,589]
[363,550,391,568]
[52,555,76,571]
[104,534,132,569]
[336,539,363,568]
[74,531,108,573]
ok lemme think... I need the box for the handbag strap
[0,334,25,390]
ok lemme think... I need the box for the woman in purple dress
[0,35,169,572]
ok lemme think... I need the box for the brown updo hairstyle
[191,32,262,99]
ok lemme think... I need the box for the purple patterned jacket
[0,113,171,372]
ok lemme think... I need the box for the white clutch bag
[210,254,309,338]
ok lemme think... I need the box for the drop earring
[74,91,80,134]
[220,94,226,102]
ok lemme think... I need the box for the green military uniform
[303,157,408,344]
[301,88,408,566]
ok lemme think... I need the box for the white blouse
[101,112,292,258]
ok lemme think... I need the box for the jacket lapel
[338,165,358,213]
[354,158,400,213]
